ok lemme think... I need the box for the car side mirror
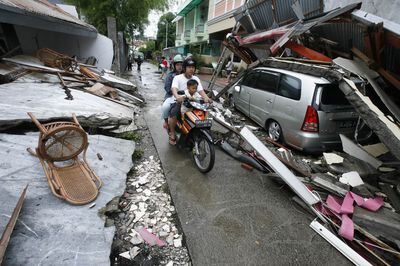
[234,85,241,93]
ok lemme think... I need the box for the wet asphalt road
[132,62,349,265]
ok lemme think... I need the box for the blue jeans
[162,97,175,120]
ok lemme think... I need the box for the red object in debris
[286,41,332,62]
[241,163,254,171]
[301,106,319,132]
[137,227,166,247]
[237,27,288,45]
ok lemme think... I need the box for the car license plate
[195,119,212,128]
[339,120,356,128]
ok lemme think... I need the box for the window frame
[253,70,280,94]
[276,73,302,101]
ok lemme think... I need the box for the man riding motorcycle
[168,59,211,145]
[162,54,184,130]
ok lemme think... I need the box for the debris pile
[0,49,143,133]
[112,156,190,265]
[209,105,400,264]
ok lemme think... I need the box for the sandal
[169,136,176,145]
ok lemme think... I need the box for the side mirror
[234,85,241,93]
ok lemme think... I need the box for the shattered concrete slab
[0,82,134,130]
[0,133,135,265]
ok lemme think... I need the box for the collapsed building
[206,1,400,264]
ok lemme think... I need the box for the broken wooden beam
[285,41,332,62]
[353,206,400,244]
[380,183,400,213]
[0,185,28,264]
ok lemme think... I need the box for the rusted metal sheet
[236,0,323,32]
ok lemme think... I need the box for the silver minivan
[232,67,362,153]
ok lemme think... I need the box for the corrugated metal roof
[311,22,365,53]
[234,0,323,33]
[0,0,96,31]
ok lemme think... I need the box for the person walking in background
[136,55,143,71]
[127,54,132,71]
[225,59,233,83]
[160,56,168,80]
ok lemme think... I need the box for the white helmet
[173,54,184,64]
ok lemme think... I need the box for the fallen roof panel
[0,0,97,37]
[0,81,134,131]
[240,126,320,205]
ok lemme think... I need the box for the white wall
[14,25,113,70]
[324,0,400,24]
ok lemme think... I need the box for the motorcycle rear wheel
[193,135,215,173]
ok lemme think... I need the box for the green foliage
[132,149,144,161]
[156,12,176,50]
[141,40,156,53]
[66,0,168,35]
[118,131,142,141]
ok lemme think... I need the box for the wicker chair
[27,112,102,205]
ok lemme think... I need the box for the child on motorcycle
[181,79,202,115]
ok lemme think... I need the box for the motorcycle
[172,96,215,173]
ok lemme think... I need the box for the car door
[249,70,280,125]
[234,71,259,116]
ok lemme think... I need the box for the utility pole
[165,20,168,49]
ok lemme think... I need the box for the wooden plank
[353,205,400,243]
[285,41,332,62]
[351,47,374,66]
[0,185,28,264]
[380,183,400,213]
[385,31,400,49]
[311,175,349,196]
[377,68,400,91]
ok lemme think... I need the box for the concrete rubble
[113,155,190,265]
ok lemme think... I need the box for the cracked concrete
[0,80,135,131]
[0,133,135,265]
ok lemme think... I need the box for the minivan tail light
[301,105,319,132]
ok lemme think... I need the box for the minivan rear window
[319,84,352,110]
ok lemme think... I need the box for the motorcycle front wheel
[193,134,215,173]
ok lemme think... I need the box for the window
[242,71,259,87]
[277,74,301,100]
[320,84,350,106]
[254,71,279,93]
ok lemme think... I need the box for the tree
[156,12,176,51]
[66,0,168,36]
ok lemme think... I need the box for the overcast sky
[144,0,184,38]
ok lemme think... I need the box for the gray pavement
[0,134,135,265]
[135,63,350,265]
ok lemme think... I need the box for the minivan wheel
[267,120,282,142]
